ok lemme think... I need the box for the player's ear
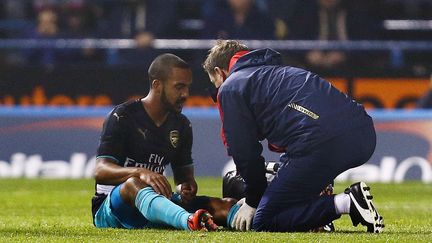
[152,79,162,93]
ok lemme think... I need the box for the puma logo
[113,112,123,121]
[138,128,147,139]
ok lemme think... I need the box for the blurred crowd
[0,0,431,74]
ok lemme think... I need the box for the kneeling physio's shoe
[323,222,335,232]
[311,221,335,232]
[345,182,384,233]
[188,209,218,231]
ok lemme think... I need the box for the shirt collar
[228,50,250,73]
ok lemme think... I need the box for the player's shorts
[94,185,149,229]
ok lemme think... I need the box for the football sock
[171,192,182,204]
[110,185,147,228]
[135,187,191,230]
[226,203,241,228]
[334,192,351,215]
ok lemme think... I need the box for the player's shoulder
[108,99,141,120]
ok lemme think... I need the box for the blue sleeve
[219,89,267,208]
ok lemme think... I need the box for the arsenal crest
[169,130,180,148]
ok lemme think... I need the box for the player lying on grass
[91,53,236,231]
[203,40,384,232]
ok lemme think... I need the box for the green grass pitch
[0,178,431,242]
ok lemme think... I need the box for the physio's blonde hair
[202,40,248,75]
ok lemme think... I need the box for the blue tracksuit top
[217,48,373,207]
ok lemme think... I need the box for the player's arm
[95,157,140,185]
[172,118,197,204]
[173,164,197,204]
[218,89,267,209]
[94,157,172,198]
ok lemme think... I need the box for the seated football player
[91,53,236,231]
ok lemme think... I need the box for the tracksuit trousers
[253,124,376,232]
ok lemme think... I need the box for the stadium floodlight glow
[384,20,432,30]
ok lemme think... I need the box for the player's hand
[177,180,197,204]
[139,170,172,198]
[232,198,256,231]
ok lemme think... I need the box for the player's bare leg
[200,197,237,226]
[120,176,149,206]
[175,195,238,228]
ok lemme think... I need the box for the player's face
[161,67,192,113]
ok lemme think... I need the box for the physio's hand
[232,198,257,231]
[139,170,172,198]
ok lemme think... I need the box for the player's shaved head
[203,40,249,75]
[148,53,190,87]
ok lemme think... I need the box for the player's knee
[122,177,148,198]
[123,176,138,187]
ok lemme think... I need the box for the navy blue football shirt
[92,99,193,217]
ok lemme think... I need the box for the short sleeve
[96,109,127,165]
[171,118,193,169]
